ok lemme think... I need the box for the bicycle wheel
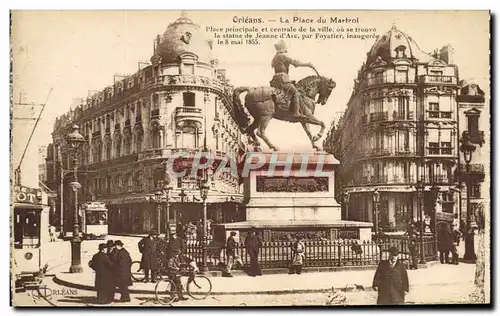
[130,261,145,282]
[187,275,212,300]
[155,279,177,306]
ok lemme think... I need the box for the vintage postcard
[10,10,490,307]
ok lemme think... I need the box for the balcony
[371,148,391,157]
[391,175,415,184]
[174,107,204,128]
[395,149,416,157]
[419,75,457,85]
[360,76,415,89]
[370,175,389,184]
[370,111,389,122]
[459,163,485,182]
[147,74,225,92]
[392,111,414,120]
[469,131,485,145]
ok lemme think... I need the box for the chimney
[439,44,454,64]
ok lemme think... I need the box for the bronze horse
[233,75,336,151]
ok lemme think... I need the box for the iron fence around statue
[184,236,437,271]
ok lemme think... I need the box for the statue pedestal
[214,152,372,243]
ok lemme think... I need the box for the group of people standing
[89,239,132,304]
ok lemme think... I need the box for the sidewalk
[54,262,475,295]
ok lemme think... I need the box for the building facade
[324,26,460,232]
[456,82,488,230]
[46,13,248,235]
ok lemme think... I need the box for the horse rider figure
[270,40,315,119]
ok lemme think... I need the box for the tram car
[82,202,108,240]
[12,185,49,292]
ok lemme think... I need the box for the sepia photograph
[9,10,490,307]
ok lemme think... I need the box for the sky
[10,10,490,170]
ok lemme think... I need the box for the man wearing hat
[138,230,159,283]
[223,231,238,277]
[114,240,132,302]
[244,228,263,277]
[270,39,315,119]
[89,243,115,304]
[372,246,409,305]
[166,250,189,301]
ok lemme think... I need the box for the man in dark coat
[138,230,159,283]
[114,240,132,302]
[223,231,237,277]
[89,243,115,304]
[244,229,263,277]
[438,224,452,264]
[106,240,118,301]
[373,247,409,305]
[167,227,187,260]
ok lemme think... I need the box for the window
[441,142,452,155]
[152,129,161,148]
[429,142,440,155]
[430,70,443,76]
[395,70,408,83]
[468,115,479,136]
[397,129,410,152]
[105,142,112,160]
[395,45,407,59]
[115,137,121,158]
[183,92,195,107]
[135,133,143,152]
[471,184,481,198]
[397,96,409,119]
[124,138,131,155]
[214,97,219,119]
[183,64,195,75]
[429,102,440,118]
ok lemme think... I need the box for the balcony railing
[371,148,391,156]
[370,111,389,122]
[391,175,415,184]
[174,107,204,127]
[419,75,457,85]
[361,76,416,89]
[395,149,416,156]
[392,111,414,120]
[147,74,225,92]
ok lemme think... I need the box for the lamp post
[430,184,440,260]
[199,179,210,272]
[341,191,350,220]
[66,124,85,273]
[154,182,163,234]
[460,131,477,263]
[163,181,173,238]
[415,180,426,264]
[372,189,380,241]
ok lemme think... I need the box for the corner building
[47,14,248,234]
[324,26,460,231]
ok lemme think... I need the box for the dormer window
[395,45,407,59]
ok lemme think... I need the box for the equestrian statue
[233,40,336,151]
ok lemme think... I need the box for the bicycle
[155,266,212,305]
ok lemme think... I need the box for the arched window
[152,129,161,148]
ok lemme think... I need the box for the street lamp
[199,173,211,272]
[153,174,173,237]
[65,124,85,273]
[415,180,426,264]
[460,131,477,263]
[430,185,440,260]
[372,189,380,241]
[154,182,163,234]
[162,180,173,238]
[341,191,350,219]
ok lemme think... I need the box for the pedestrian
[106,240,118,301]
[166,250,189,301]
[244,228,262,277]
[437,224,452,264]
[138,230,159,283]
[49,225,56,242]
[372,246,409,305]
[167,227,187,259]
[89,243,115,304]
[223,231,238,277]
[450,224,461,265]
[408,239,418,270]
[114,240,132,302]
[289,236,305,275]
